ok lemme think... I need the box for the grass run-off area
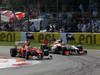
[0,42,100,50]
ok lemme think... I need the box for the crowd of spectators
[0,7,100,33]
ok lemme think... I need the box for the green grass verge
[0,42,15,46]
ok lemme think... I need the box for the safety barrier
[0,32,100,45]
[61,33,99,45]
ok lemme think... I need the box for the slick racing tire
[44,49,49,56]
[37,54,43,60]
[10,48,17,57]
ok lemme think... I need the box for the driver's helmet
[43,40,48,45]
[56,40,62,43]
[23,41,30,47]
[62,42,65,45]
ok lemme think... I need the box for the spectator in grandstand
[59,27,65,33]
[81,23,87,32]
[77,20,87,32]
[87,19,97,32]
[29,22,37,32]
[77,21,83,32]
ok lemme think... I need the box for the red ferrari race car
[10,42,52,60]
[51,40,87,55]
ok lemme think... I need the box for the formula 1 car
[51,40,87,55]
[10,45,52,60]
[61,45,87,55]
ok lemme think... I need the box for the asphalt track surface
[0,46,100,75]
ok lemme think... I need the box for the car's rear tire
[10,48,17,57]
[37,54,43,60]
[44,49,49,56]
